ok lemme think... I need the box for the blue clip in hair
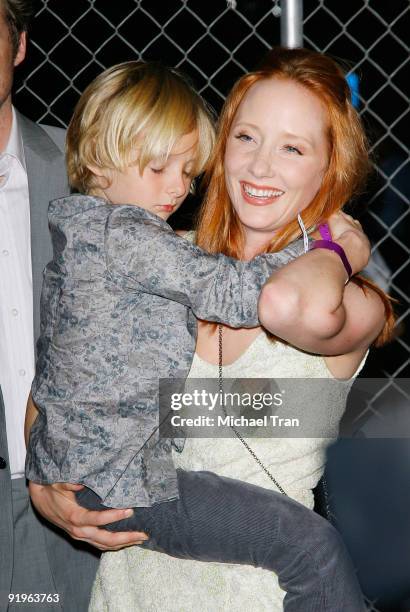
[346,72,360,109]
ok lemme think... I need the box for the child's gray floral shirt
[26,195,304,508]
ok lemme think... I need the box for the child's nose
[167,173,187,198]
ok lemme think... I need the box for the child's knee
[301,513,355,578]
[311,516,345,555]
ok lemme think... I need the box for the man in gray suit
[0,2,143,610]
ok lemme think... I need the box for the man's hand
[29,481,148,551]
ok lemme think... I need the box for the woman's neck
[242,229,275,261]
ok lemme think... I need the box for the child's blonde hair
[66,61,215,193]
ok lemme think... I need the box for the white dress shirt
[0,107,34,478]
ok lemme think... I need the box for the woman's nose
[248,149,275,178]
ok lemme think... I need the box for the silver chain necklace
[218,324,287,496]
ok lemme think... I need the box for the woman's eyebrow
[232,124,316,147]
[281,131,315,146]
[232,120,260,131]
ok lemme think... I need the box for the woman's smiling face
[224,77,329,242]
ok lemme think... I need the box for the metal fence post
[280,0,303,48]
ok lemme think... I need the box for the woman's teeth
[243,185,284,198]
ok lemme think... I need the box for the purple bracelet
[309,223,353,280]
[318,222,332,241]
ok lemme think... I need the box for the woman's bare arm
[258,213,385,357]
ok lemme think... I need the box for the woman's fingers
[28,480,149,551]
[327,211,361,237]
[325,212,370,274]
[74,525,148,551]
[340,211,362,228]
[55,482,85,492]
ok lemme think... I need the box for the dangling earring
[297,213,309,254]
[189,177,197,195]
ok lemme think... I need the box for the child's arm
[25,393,39,448]
[106,207,369,330]
[106,207,305,328]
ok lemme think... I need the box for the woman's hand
[327,211,371,276]
[29,481,149,551]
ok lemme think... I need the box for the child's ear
[87,165,111,190]
[87,164,108,178]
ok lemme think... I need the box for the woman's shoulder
[176,229,195,243]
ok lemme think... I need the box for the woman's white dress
[90,332,365,612]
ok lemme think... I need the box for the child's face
[101,130,198,221]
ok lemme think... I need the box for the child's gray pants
[77,468,365,611]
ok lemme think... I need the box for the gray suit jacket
[18,112,69,345]
[0,113,98,611]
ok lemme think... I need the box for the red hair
[196,47,394,345]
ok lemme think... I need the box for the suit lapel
[17,112,68,344]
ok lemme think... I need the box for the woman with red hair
[91,48,393,611]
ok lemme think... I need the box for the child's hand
[29,480,149,551]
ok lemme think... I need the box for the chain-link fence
[304,0,409,382]
[14,2,409,610]
[15,0,409,381]
[302,8,409,612]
